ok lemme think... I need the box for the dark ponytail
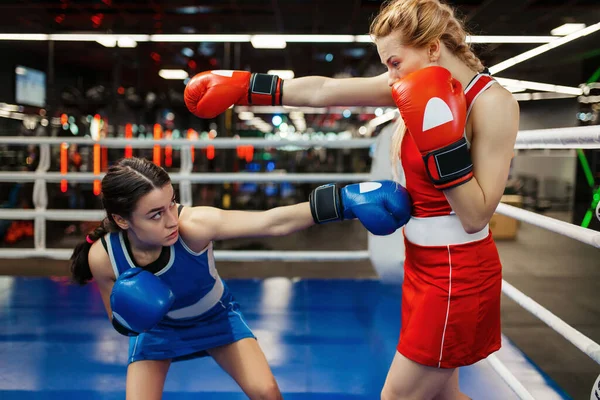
[70,218,116,285]
[69,157,171,285]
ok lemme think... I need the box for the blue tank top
[104,231,225,326]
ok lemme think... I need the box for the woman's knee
[381,385,424,400]
[381,386,396,400]
[245,378,282,400]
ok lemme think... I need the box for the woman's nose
[166,209,178,228]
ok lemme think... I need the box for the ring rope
[502,280,600,365]
[0,125,597,149]
[0,171,373,183]
[495,203,600,249]
[487,354,536,400]
[513,125,600,149]
[0,248,370,262]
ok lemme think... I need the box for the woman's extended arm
[282,72,395,107]
[179,202,315,246]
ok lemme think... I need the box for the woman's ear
[112,214,129,230]
[428,39,441,62]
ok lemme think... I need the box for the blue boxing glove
[110,268,175,336]
[309,180,411,235]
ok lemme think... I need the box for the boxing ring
[0,125,599,399]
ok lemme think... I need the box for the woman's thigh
[382,351,455,400]
[208,338,281,399]
[126,359,171,400]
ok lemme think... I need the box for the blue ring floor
[0,276,569,399]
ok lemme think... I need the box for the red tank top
[400,72,496,217]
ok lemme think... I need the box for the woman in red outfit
[279,2,519,397]
[184,0,519,398]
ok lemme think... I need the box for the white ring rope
[502,280,600,365]
[495,203,600,249]
[0,125,598,149]
[214,250,369,262]
[0,136,377,149]
[513,125,600,149]
[0,248,370,262]
[0,171,372,183]
[487,354,536,400]
[0,209,106,221]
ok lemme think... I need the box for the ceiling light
[181,47,194,57]
[49,34,149,43]
[159,69,189,80]
[284,35,354,43]
[151,34,250,42]
[467,35,556,44]
[117,37,137,48]
[96,37,117,47]
[0,33,48,40]
[0,33,557,45]
[251,35,286,49]
[267,70,295,79]
[52,34,108,41]
[96,35,137,48]
[355,35,555,44]
[175,6,213,15]
[551,23,586,36]
[489,21,600,74]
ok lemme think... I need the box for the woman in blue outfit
[69,156,410,399]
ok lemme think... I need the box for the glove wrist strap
[112,313,139,337]
[248,73,283,106]
[309,184,343,224]
[423,137,473,190]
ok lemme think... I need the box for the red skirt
[397,233,502,369]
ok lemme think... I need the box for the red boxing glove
[184,70,283,119]
[392,66,471,190]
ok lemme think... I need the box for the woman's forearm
[264,202,315,236]
[282,76,330,107]
[282,73,395,107]
[444,178,497,234]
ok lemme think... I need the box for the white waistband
[166,276,224,319]
[404,214,489,247]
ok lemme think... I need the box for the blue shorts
[127,285,255,364]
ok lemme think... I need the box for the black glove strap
[309,184,342,224]
[248,73,281,105]
[423,137,473,186]
[112,316,139,337]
